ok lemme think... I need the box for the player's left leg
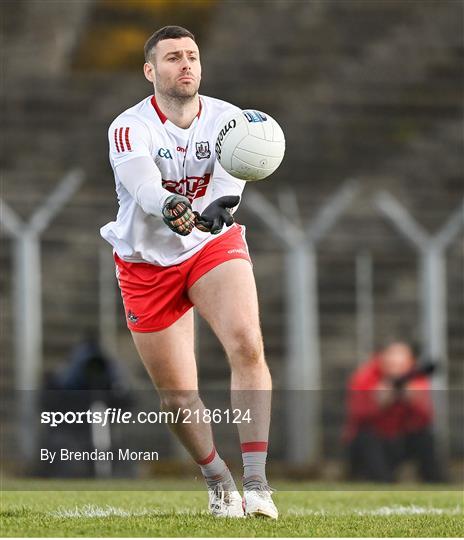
[188,258,277,519]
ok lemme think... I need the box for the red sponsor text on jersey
[114,127,132,153]
[162,174,211,203]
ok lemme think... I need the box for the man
[344,342,443,482]
[100,26,277,518]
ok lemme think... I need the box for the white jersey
[100,94,245,266]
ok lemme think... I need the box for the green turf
[0,480,462,537]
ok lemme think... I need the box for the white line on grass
[286,504,462,517]
[355,505,463,516]
[49,505,209,519]
[50,505,150,518]
[50,503,462,519]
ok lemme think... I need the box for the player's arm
[116,158,195,236]
[109,119,195,235]
[194,159,245,234]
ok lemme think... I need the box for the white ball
[215,109,285,181]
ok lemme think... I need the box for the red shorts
[114,224,251,332]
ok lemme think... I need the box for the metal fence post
[0,169,85,462]
[355,251,374,363]
[243,180,359,465]
[98,245,118,357]
[375,193,464,460]
[244,189,314,464]
[284,245,314,464]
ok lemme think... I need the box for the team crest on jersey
[195,141,211,159]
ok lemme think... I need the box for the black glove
[194,195,240,234]
[162,195,196,236]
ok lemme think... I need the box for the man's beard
[159,80,199,102]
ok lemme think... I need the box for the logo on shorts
[195,141,211,159]
[228,248,247,255]
[127,310,139,324]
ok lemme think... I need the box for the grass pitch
[1,479,462,537]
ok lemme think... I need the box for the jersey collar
[150,94,202,125]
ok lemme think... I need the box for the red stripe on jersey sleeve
[114,128,121,153]
[125,127,132,151]
[118,127,125,152]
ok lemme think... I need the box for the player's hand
[162,195,196,236]
[194,195,240,234]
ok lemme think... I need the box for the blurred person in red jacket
[344,342,443,482]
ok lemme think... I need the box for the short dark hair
[144,26,196,62]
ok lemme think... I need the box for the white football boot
[208,483,245,518]
[243,476,278,519]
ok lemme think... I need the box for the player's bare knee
[227,329,264,368]
[161,390,201,415]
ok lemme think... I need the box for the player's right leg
[131,310,208,458]
[130,310,243,517]
[188,258,277,519]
